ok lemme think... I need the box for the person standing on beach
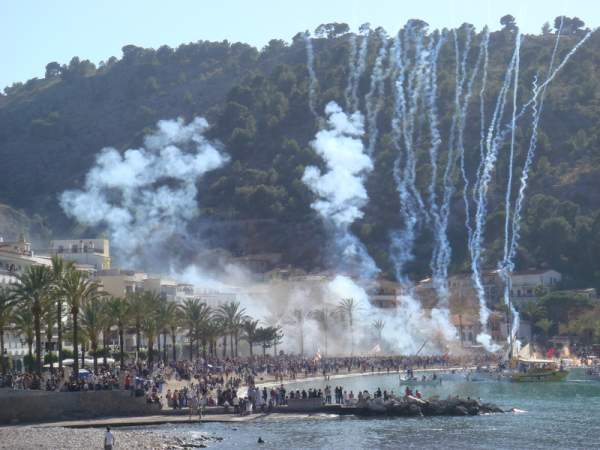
[104,427,114,450]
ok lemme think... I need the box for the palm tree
[61,268,101,375]
[141,291,162,366]
[14,309,34,372]
[126,292,147,362]
[13,265,53,374]
[337,298,360,355]
[216,301,247,357]
[42,297,55,368]
[204,319,222,358]
[242,319,259,356]
[271,325,284,356]
[288,309,310,356]
[80,296,104,373]
[372,319,385,344]
[167,304,182,362]
[310,307,332,356]
[0,287,17,374]
[181,298,211,360]
[49,256,72,369]
[157,300,179,363]
[106,297,129,369]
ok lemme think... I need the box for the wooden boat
[510,358,569,382]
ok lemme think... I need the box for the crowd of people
[0,353,500,415]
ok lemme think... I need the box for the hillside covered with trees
[1,16,600,289]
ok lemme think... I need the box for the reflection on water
[149,369,600,449]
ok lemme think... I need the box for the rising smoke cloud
[302,101,378,278]
[60,117,229,266]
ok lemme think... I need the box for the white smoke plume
[302,101,378,278]
[60,117,229,266]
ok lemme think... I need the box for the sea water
[147,369,600,449]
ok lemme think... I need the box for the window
[71,244,78,253]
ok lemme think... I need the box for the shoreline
[1,366,481,430]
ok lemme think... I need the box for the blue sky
[2,0,598,90]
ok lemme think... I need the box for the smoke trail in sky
[495,28,594,144]
[472,40,519,351]
[425,30,446,222]
[345,34,358,110]
[352,30,370,112]
[471,28,490,229]
[60,117,229,266]
[459,29,488,259]
[431,27,473,312]
[389,23,427,284]
[304,31,319,118]
[365,30,390,156]
[497,31,522,348]
[503,20,564,341]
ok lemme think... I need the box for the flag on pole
[370,344,382,354]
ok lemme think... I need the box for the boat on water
[585,365,600,381]
[399,374,442,386]
[510,358,569,382]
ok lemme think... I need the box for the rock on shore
[352,397,504,417]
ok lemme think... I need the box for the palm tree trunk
[171,329,177,362]
[46,321,53,372]
[249,341,253,357]
[34,306,42,376]
[157,332,161,361]
[0,329,5,375]
[92,342,98,374]
[135,323,141,361]
[189,336,194,361]
[148,338,154,367]
[119,327,125,369]
[162,331,167,363]
[73,311,79,375]
[235,333,239,357]
[202,339,207,359]
[81,345,85,369]
[57,299,62,370]
[102,331,108,367]
[229,334,234,357]
[27,341,33,372]
[222,335,227,357]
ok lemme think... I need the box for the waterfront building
[47,238,111,271]
[509,269,562,304]
[95,268,148,297]
[0,235,52,285]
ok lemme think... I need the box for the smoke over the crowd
[60,117,229,267]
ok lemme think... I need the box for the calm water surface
[149,369,600,449]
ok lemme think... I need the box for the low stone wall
[285,398,324,412]
[0,389,160,424]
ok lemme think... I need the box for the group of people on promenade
[0,353,500,415]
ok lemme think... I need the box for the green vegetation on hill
[1,17,600,288]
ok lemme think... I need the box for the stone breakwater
[351,397,504,417]
[281,397,504,417]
